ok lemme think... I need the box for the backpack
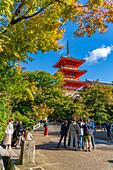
[84,124,90,135]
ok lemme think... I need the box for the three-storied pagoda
[53,41,88,95]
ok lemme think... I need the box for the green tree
[0,64,37,108]
[80,84,113,123]
[92,100,108,125]
[0,0,113,64]
[0,98,9,141]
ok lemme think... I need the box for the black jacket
[60,123,67,135]
[16,124,23,136]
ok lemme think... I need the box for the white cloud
[85,45,113,64]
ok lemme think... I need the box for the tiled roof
[64,79,87,84]
[63,54,85,61]
[86,79,113,86]
[60,67,87,72]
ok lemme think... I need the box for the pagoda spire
[67,39,69,55]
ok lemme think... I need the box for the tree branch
[9,0,61,25]
[13,0,26,18]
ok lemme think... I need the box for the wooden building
[53,41,88,95]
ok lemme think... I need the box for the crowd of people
[56,118,96,152]
[3,118,113,151]
[2,119,33,149]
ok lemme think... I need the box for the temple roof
[59,67,87,78]
[86,79,113,86]
[53,55,86,68]
[64,79,87,84]
[63,79,88,89]
[59,67,87,73]
[64,54,84,60]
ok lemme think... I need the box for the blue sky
[21,21,113,83]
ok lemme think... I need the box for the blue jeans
[104,125,106,131]
[79,135,83,149]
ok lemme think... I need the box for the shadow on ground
[35,142,67,151]
[108,160,113,163]
[48,132,60,136]
[94,131,113,142]
[96,147,113,151]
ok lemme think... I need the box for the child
[23,129,33,140]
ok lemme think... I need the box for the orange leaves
[71,0,113,38]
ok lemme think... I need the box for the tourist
[12,120,18,146]
[82,119,91,152]
[56,120,68,148]
[3,119,13,149]
[103,121,106,132]
[78,118,84,150]
[67,118,73,148]
[16,121,23,149]
[91,120,96,133]
[89,121,96,149]
[109,123,113,140]
[68,118,80,151]
[44,120,49,136]
[106,122,110,138]
[23,129,33,140]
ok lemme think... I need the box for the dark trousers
[58,134,67,146]
[107,131,110,137]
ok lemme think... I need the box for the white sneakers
[16,146,20,149]
[5,146,11,149]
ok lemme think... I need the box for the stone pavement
[13,129,113,170]
[1,125,113,170]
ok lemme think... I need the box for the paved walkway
[14,130,113,170]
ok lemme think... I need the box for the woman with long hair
[16,121,23,149]
[3,119,13,149]
[23,129,33,140]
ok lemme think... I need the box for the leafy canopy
[0,0,113,64]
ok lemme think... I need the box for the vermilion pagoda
[53,41,88,93]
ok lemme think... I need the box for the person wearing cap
[91,120,96,133]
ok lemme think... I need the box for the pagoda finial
[67,39,69,55]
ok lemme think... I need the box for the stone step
[0,148,19,158]
[0,148,10,157]
[8,149,19,158]
[0,155,5,170]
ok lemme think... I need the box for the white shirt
[79,122,84,136]
[6,123,13,134]
[25,132,33,140]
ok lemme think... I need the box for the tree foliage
[0,0,113,64]
[80,84,113,123]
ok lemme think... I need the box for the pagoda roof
[86,79,113,86]
[64,79,88,89]
[64,79,87,84]
[53,55,86,68]
[59,67,87,73]
[59,67,87,78]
